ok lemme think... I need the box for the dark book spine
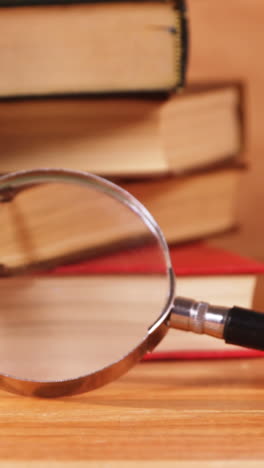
[0,0,186,7]
[177,0,188,89]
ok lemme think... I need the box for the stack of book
[0,0,258,364]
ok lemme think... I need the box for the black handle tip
[224,306,264,351]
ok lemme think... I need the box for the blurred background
[189,0,264,261]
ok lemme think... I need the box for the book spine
[0,0,186,10]
[175,0,188,90]
[0,0,183,6]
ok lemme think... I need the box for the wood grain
[1,358,264,465]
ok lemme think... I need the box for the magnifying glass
[0,168,263,398]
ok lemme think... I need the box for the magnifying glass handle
[224,306,264,351]
[170,297,264,352]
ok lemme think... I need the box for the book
[125,167,240,245]
[0,167,241,272]
[50,242,264,355]
[0,243,263,381]
[0,0,187,97]
[0,83,243,176]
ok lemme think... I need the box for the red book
[50,242,264,361]
[3,242,263,385]
[52,242,264,277]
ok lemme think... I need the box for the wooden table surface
[1,357,264,466]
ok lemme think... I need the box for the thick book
[0,242,262,379]
[0,167,241,272]
[50,242,264,357]
[0,0,187,97]
[0,83,243,176]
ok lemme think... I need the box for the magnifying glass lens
[0,177,172,381]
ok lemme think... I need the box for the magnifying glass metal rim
[0,168,176,398]
[1,168,264,398]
